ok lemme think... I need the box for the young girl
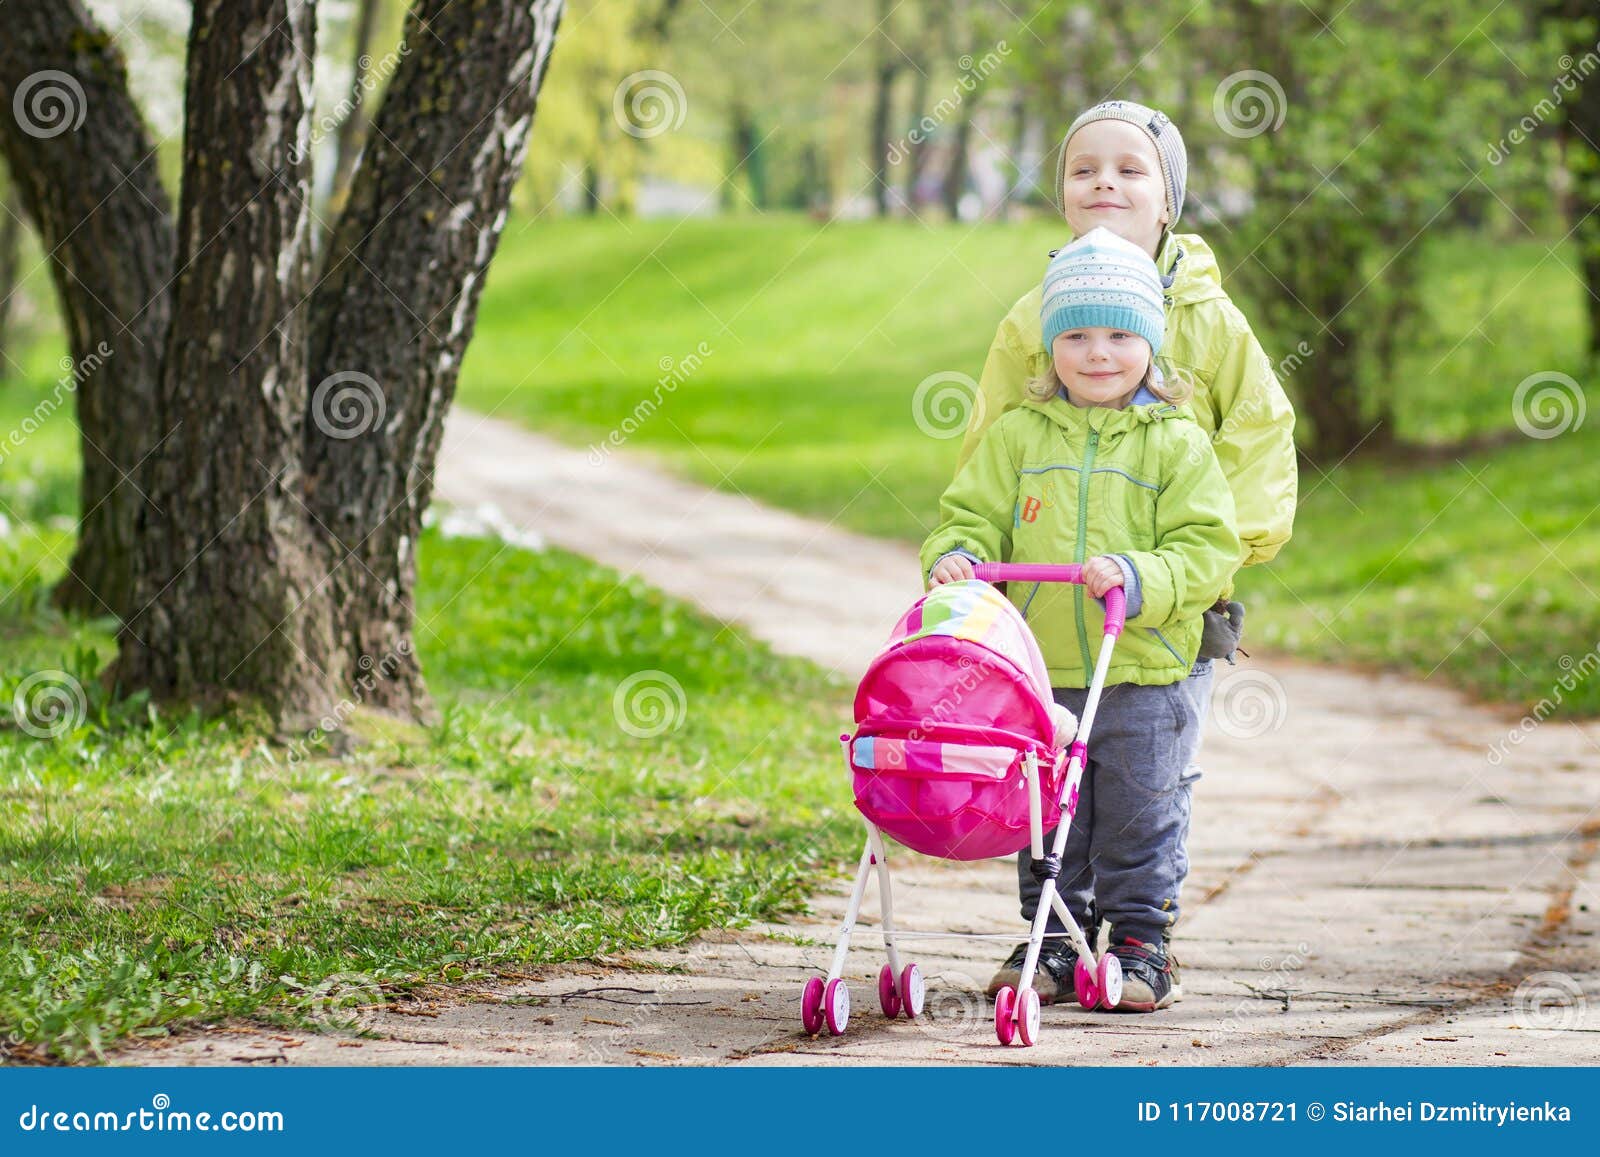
[957,99,1296,1005]
[922,229,1239,1011]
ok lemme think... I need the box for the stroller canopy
[854,580,1056,750]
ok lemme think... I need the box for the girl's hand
[1083,555,1125,599]
[930,553,977,585]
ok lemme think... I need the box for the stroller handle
[969,562,1125,636]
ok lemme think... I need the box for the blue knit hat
[1040,228,1166,355]
[1059,100,1188,230]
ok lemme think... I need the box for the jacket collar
[1020,389,1189,435]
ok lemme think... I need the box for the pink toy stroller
[798,563,1127,1047]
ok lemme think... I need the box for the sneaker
[985,937,1080,1005]
[1108,936,1180,1011]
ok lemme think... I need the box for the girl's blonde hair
[1025,358,1191,406]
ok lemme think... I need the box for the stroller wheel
[1017,988,1042,1047]
[1097,951,1124,1010]
[878,964,901,1018]
[1074,958,1100,1010]
[801,976,825,1035]
[823,978,851,1036]
[899,963,925,1018]
[993,986,1017,1045]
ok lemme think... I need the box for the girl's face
[1051,327,1151,408]
[1060,120,1168,256]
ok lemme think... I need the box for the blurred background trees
[1,0,1561,463]
[0,0,1593,716]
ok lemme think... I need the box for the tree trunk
[727,102,768,210]
[326,0,382,230]
[900,63,931,211]
[1000,91,1027,210]
[0,0,175,619]
[0,184,20,377]
[1290,223,1371,460]
[869,0,899,217]
[1539,0,1600,351]
[942,112,972,220]
[1566,36,1600,355]
[116,0,340,724]
[301,0,565,721]
[7,0,566,727]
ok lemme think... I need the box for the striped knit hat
[1057,100,1188,230]
[1040,228,1166,355]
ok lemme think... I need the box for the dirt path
[122,409,1599,1066]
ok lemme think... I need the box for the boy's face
[1060,120,1169,257]
[1051,327,1150,408]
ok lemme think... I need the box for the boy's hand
[1083,555,1125,599]
[930,553,977,585]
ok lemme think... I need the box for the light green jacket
[957,231,1297,586]
[922,394,1240,688]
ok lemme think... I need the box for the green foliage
[0,525,857,1062]
[0,370,859,1059]
[1236,420,1600,713]
[521,0,668,212]
[1190,0,1545,454]
[458,214,1597,714]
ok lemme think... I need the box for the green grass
[459,214,1065,540]
[0,210,1594,1061]
[1235,426,1600,712]
[0,379,858,1063]
[458,215,1600,714]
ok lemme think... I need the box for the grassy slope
[0,379,857,1062]
[0,212,1592,1059]
[456,215,1599,712]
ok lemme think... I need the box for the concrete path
[121,410,1600,1066]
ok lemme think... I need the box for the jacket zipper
[1073,427,1099,676]
[1149,627,1186,665]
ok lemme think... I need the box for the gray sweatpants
[1017,662,1213,947]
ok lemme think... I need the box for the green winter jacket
[956,231,1296,587]
[922,393,1240,689]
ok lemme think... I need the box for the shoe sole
[985,972,1061,1006]
[1111,986,1181,1012]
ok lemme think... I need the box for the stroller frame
[801,562,1126,1047]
